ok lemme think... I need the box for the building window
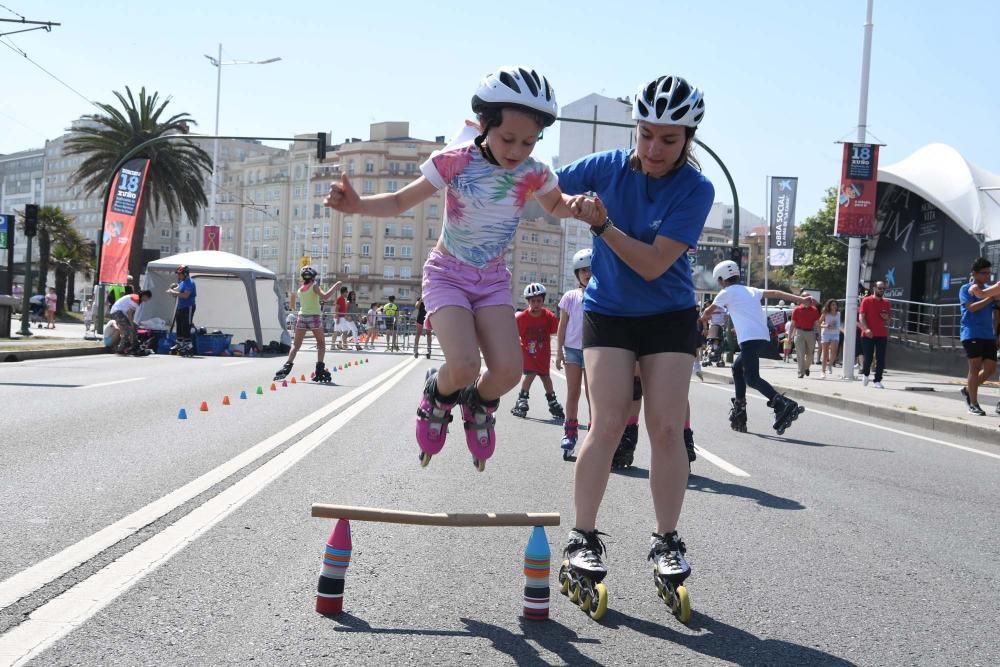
[427,225,436,240]
[388,180,398,192]
[385,223,396,237]
[401,266,412,279]
[383,286,395,296]
[406,162,416,174]
[361,244,371,257]
[347,160,355,175]
[401,246,412,258]
[362,224,373,237]
[428,204,439,217]
[365,160,375,173]
[361,263,370,274]
[313,204,321,218]
[402,225,414,238]
[383,266,395,278]
[343,264,351,274]
[343,242,352,256]
[363,180,374,194]
[344,222,353,236]
[384,245,396,258]
[389,162,399,174]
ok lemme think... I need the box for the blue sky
[2,0,997,224]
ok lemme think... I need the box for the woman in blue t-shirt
[555,75,714,620]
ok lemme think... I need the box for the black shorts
[583,308,699,358]
[962,339,998,361]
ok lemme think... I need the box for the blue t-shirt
[959,282,996,340]
[557,149,714,316]
[177,277,197,309]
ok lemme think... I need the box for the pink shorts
[421,250,513,316]
[295,314,322,330]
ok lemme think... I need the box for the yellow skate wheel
[474,458,486,472]
[568,581,581,604]
[558,562,570,595]
[673,585,691,624]
[419,452,432,467]
[578,585,591,611]
[589,583,608,621]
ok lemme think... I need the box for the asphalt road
[1,347,998,666]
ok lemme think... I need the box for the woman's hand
[568,195,607,227]
[324,174,362,213]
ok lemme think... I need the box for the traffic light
[316,132,327,162]
[23,204,38,237]
[729,246,742,269]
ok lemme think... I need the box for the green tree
[791,187,847,302]
[15,205,74,295]
[50,225,91,313]
[65,86,211,281]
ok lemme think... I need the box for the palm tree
[50,225,91,313]
[65,86,211,282]
[17,205,74,295]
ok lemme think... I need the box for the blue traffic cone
[178,408,188,420]
[240,390,248,400]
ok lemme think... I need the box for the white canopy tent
[878,143,1000,241]
[137,250,289,347]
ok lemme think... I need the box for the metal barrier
[885,298,963,351]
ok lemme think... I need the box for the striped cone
[316,519,351,615]
[523,526,551,620]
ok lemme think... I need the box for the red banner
[99,158,150,284]
[834,143,880,237]
[203,225,220,250]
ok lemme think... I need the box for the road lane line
[550,369,749,477]
[76,377,145,390]
[222,360,251,367]
[0,357,416,613]
[0,355,419,665]
[701,383,1000,461]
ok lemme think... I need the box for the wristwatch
[591,217,614,237]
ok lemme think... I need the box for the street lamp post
[204,44,280,231]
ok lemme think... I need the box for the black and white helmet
[633,75,705,127]
[300,265,317,281]
[523,282,547,299]
[472,66,558,127]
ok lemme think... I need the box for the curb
[699,368,998,447]
[1,346,106,363]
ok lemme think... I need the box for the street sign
[0,213,11,249]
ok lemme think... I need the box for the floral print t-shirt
[420,141,557,268]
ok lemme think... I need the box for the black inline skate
[729,397,747,433]
[683,428,696,464]
[558,529,609,621]
[770,393,804,435]
[313,361,333,384]
[648,531,692,624]
[546,392,565,421]
[511,390,529,418]
[274,361,293,381]
[611,423,638,470]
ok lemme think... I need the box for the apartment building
[0,147,44,265]
[508,201,564,309]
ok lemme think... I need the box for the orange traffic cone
[270,383,277,391]
[200,401,209,412]
[291,377,297,384]
[223,395,231,406]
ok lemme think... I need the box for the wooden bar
[311,504,561,527]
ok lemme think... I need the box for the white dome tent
[137,250,289,349]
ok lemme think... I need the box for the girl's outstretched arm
[318,281,343,301]
[324,174,437,217]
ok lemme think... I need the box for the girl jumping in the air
[325,65,603,471]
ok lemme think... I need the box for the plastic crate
[156,332,177,354]
[194,333,232,356]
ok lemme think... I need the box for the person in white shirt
[109,290,152,354]
[700,261,807,435]
[556,248,592,459]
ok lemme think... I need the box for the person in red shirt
[859,280,892,388]
[790,293,821,378]
[511,283,563,420]
[332,286,349,350]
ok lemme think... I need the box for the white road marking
[0,357,415,613]
[0,356,419,665]
[550,368,750,477]
[701,383,1000,461]
[76,377,145,390]
[222,360,251,367]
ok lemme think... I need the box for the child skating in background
[364,303,378,349]
[511,283,564,421]
[325,65,603,471]
[556,249,592,460]
[274,266,341,383]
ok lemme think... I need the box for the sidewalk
[699,357,999,446]
[1,317,104,361]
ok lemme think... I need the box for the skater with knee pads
[701,260,807,435]
[556,249,592,460]
[556,74,712,622]
[513,283,563,420]
[274,266,340,383]
[325,65,603,471]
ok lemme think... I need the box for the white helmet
[300,265,318,281]
[472,66,558,127]
[523,282,547,299]
[633,75,705,127]
[712,260,740,283]
[571,248,593,271]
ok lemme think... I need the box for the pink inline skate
[459,383,500,472]
[415,368,457,467]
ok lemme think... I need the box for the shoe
[863,375,870,387]
[873,381,884,389]
[968,403,986,416]
[804,369,810,376]
[960,387,971,407]
[798,373,804,379]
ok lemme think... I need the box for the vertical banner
[0,213,11,249]
[834,142,880,237]
[768,177,798,266]
[203,225,220,250]
[99,158,150,284]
